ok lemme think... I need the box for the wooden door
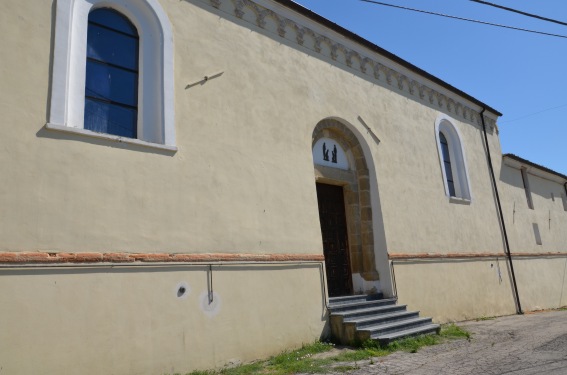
[316,183,353,297]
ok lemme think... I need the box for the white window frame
[435,114,472,203]
[47,0,176,151]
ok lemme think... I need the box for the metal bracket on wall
[358,116,381,145]
[185,71,224,89]
[208,264,214,304]
[390,260,398,300]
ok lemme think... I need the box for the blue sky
[295,0,567,175]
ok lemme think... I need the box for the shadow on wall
[35,126,176,157]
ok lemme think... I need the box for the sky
[294,0,567,175]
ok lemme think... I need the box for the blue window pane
[87,24,138,70]
[440,132,456,196]
[444,161,454,182]
[85,99,137,138]
[447,180,456,197]
[441,142,451,162]
[85,60,138,107]
[85,8,138,139]
[439,133,450,159]
[89,8,138,37]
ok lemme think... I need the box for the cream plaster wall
[0,264,326,374]
[374,105,504,255]
[498,163,567,310]
[499,165,567,253]
[0,0,503,257]
[177,0,504,260]
[0,0,327,254]
[512,257,567,311]
[0,0,515,322]
[394,259,517,322]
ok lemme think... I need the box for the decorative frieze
[204,0,497,132]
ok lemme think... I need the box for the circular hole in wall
[175,282,190,299]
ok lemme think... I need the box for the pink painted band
[0,252,325,264]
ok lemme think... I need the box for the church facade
[0,0,565,373]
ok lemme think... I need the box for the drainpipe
[480,108,523,314]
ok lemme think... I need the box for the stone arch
[312,118,380,295]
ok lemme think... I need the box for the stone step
[345,310,420,328]
[328,294,439,346]
[329,298,397,313]
[333,304,407,320]
[359,316,433,338]
[328,293,383,306]
[373,323,441,346]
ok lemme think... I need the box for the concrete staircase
[328,294,440,346]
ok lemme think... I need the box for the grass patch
[184,361,264,375]
[184,341,337,375]
[440,324,471,340]
[386,334,440,353]
[182,324,471,374]
[263,341,337,374]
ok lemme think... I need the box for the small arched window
[439,132,456,197]
[435,115,472,202]
[84,8,139,138]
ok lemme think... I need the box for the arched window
[435,115,472,202]
[85,9,139,138]
[47,0,175,150]
[439,132,456,197]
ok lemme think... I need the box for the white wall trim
[45,123,178,152]
[49,0,175,146]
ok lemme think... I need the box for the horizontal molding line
[510,252,567,258]
[0,251,325,265]
[389,252,567,260]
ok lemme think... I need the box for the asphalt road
[341,309,567,375]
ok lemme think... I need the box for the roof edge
[504,154,567,182]
[274,0,502,116]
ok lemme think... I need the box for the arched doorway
[312,119,381,297]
